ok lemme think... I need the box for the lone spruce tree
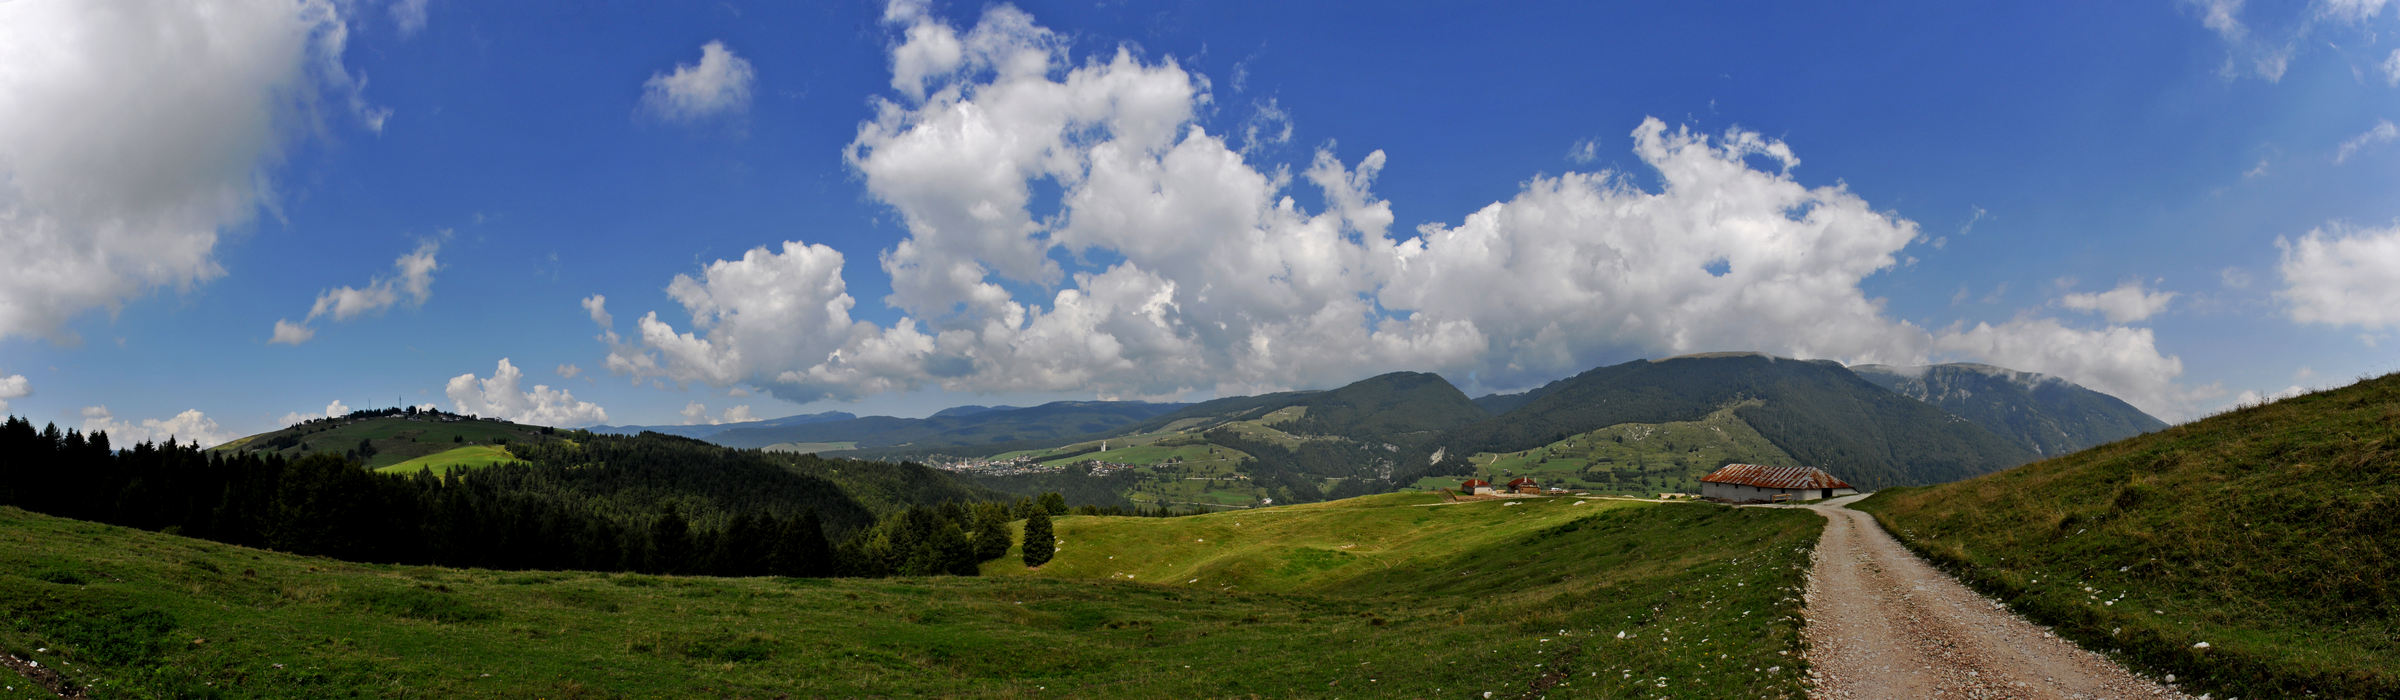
[1021,510,1054,567]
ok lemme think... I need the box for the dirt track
[1798,496,2190,699]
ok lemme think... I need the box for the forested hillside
[0,417,1118,579]
[957,374,1486,508]
[1425,354,2035,489]
[1279,371,1487,445]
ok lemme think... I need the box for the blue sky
[3,0,2398,445]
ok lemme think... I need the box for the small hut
[1460,478,1494,495]
[1506,477,1539,494]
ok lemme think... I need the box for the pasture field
[372,445,519,476]
[2,492,1820,698]
[1414,405,1795,494]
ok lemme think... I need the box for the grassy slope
[984,416,1287,508]
[371,445,519,476]
[987,493,1825,696]
[4,493,1820,698]
[1417,404,1797,493]
[1852,374,2400,698]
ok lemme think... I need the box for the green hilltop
[210,408,560,474]
[1855,371,2400,698]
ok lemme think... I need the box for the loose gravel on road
[1799,496,2192,700]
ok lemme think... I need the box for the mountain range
[527,353,2173,498]
[1849,363,2166,457]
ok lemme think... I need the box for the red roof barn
[1460,478,1494,495]
[1699,464,1856,503]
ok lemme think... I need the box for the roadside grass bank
[1853,372,2400,698]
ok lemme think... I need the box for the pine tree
[648,506,691,574]
[971,509,1012,562]
[786,510,833,577]
[1021,510,1054,567]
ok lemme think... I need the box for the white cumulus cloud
[0,372,27,414]
[0,0,381,343]
[269,238,441,343]
[641,40,755,124]
[269,319,316,345]
[82,406,230,448]
[2233,384,2307,407]
[446,358,608,426]
[679,402,757,426]
[598,1,2200,420]
[582,294,614,328]
[1930,319,2199,419]
[2277,222,2400,328]
[279,399,351,427]
[2058,280,2178,323]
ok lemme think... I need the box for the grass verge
[1852,372,2400,698]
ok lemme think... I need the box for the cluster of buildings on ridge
[927,455,1157,477]
[1457,463,1856,504]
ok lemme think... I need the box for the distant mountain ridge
[706,401,1188,453]
[1849,363,2165,457]
[588,354,2159,498]
[1427,353,2037,489]
[591,410,857,441]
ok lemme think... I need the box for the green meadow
[372,445,519,476]
[2,492,1820,698]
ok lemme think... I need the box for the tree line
[0,416,1106,578]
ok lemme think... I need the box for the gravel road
[1798,496,2190,699]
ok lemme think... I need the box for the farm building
[1699,464,1855,503]
[1460,478,1494,495]
[1506,477,1539,494]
